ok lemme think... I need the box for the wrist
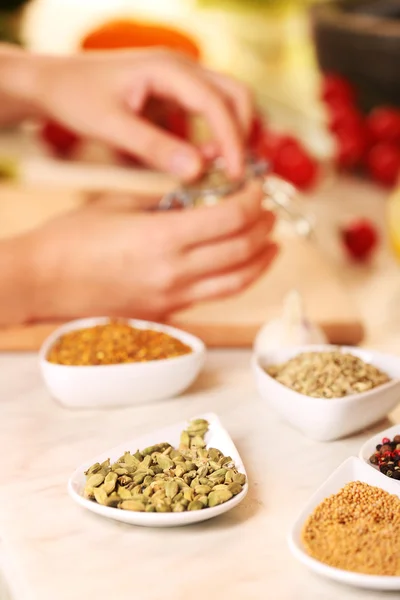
[0,234,37,326]
[0,44,47,120]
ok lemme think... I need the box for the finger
[131,58,244,178]
[98,111,204,179]
[204,70,254,137]
[179,244,279,305]
[170,180,265,247]
[181,213,276,280]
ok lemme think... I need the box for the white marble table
[1,349,399,600]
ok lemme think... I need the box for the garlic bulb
[253,290,327,356]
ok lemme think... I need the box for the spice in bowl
[83,419,246,513]
[46,321,192,366]
[302,481,400,576]
[266,350,390,398]
[369,434,400,480]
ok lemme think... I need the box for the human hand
[27,181,277,323]
[13,48,253,180]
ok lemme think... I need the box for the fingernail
[170,150,201,179]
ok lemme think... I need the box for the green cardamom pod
[93,486,109,505]
[225,470,235,484]
[133,472,147,485]
[145,504,156,512]
[228,483,243,496]
[86,473,105,488]
[208,488,233,507]
[119,500,145,512]
[165,481,179,499]
[179,431,190,450]
[209,468,227,480]
[155,502,171,513]
[174,465,186,478]
[117,486,132,500]
[106,492,121,508]
[190,477,200,489]
[172,503,185,512]
[195,485,212,495]
[157,455,174,471]
[233,473,246,486]
[85,463,102,476]
[183,488,194,502]
[83,486,95,500]
[188,500,204,511]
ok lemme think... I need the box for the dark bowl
[311,0,400,111]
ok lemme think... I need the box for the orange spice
[47,322,192,366]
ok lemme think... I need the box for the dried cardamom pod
[119,500,146,512]
[83,418,246,515]
[208,488,233,507]
[86,473,105,488]
[93,486,109,505]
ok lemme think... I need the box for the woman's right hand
[27,181,277,323]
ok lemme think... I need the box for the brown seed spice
[47,321,192,366]
[302,481,400,576]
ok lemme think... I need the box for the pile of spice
[266,350,390,398]
[83,419,246,513]
[302,481,400,576]
[47,321,192,366]
[369,434,400,480]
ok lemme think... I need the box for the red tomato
[366,107,400,144]
[273,142,318,190]
[328,103,364,134]
[366,142,400,187]
[335,127,366,168]
[256,132,299,163]
[321,73,356,106]
[39,120,80,157]
[340,219,378,262]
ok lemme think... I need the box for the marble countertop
[1,349,400,600]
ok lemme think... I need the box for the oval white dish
[40,317,206,408]
[288,456,400,591]
[68,412,248,527]
[253,345,400,442]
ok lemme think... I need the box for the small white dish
[68,412,248,527]
[253,345,400,442]
[40,317,205,408]
[359,423,400,471]
[289,456,400,590]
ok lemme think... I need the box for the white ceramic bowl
[40,317,205,409]
[68,412,248,527]
[253,345,400,442]
[288,456,400,590]
[359,423,400,474]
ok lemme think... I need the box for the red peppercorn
[383,451,393,459]
[340,218,379,262]
[273,141,318,190]
[335,127,366,169]
[366,106,400,144]
[366,142,400,187]
[321,73,356,106]
[382,437,391,444]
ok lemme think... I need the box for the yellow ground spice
[47,322,192,366]
[302,481,400,576]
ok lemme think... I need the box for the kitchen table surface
[2,349,400,600]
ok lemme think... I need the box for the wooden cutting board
[0,182,364,349]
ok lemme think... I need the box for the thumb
[98,112,203,180]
